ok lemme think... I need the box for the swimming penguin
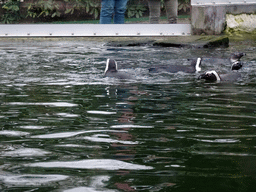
[230,52,246,71]
[149,58,202,73]
[192,52,246,70]
[198,70,241,82]
[104,59,134,79]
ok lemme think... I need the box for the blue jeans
[100,0,128,24]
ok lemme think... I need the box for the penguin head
[198,70,221,81]
[230,52,246,63]
[231,61,243,71]
[191,58,202,72]
[104,59,118,75]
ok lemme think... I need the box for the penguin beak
[239,53,246,59]
[234,52,246,60]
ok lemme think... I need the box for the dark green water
[0,40,256,192]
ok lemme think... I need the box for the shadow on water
[0,40,256,191]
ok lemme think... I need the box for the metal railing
[0,24,191,37]
[191,0,256,5]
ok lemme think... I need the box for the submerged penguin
[104,59,134,79]
[149,58,202,73]
[198,70,241,82]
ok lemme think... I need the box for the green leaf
[65,8,72,14]
[52,12,57,18]
[94,9,99,19]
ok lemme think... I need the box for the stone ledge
[0,36,229,49]
[105,36,229,48]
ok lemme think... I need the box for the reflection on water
[0,40,256,191]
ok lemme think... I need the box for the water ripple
[31,130,127,139]
[1,174,68,186]
[26,159,153,170]
[1,148,50,157]
[6,102,78,107]
[110,124,154,129]
[83,134,139,144]
[63,187,115,192]
[0,130,30,137]
[87,110,117,115]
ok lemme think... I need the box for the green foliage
[64,0,100,19]
[160,0,190,13]
[126,0,147,18]
[26,0,100,20]
[26,0,61,19]
[178,0,190,13]
[1,0,21,24]
[127,4,147,19]
[84,0,100,19]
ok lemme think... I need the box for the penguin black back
[149,58,202,73]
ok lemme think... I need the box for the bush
[1,0,21,24]
[25,0,101,21]
[178,0,190,13]
[26,0,61,19]
[126,0,147,18]
[64,0,100,19]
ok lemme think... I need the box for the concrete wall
[191,4,256,35]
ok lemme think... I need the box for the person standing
[148,0,178,24]
[100,0,128,24]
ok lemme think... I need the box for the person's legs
[148,0,161,24]
[100,0,115,24]
[113,0,128,24]
[164,0,178,24]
